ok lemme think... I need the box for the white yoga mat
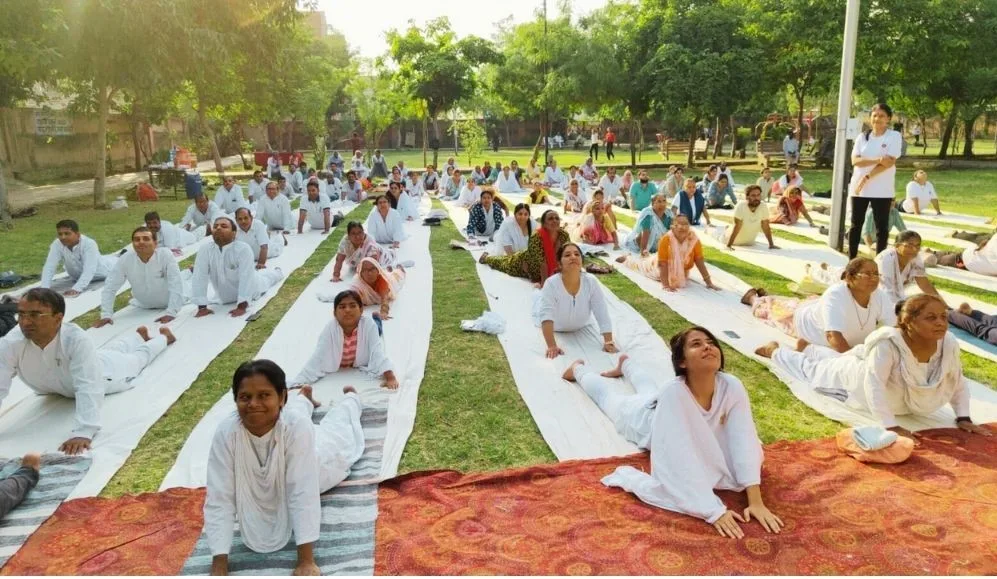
[159,199,434,489]
[806,195,992,227]
[444,201,670,460]
[600,233,997,430]
[0,203,356,499]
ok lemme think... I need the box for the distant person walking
[604,128,616,160]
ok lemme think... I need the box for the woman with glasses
[479,209,570,286]
[874,231,943,306]
[740,257,896,355]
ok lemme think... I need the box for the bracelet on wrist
[956,416,972,424]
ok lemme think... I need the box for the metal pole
[828,0,861,251]
[543,0,550,164]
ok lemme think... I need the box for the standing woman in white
[205,360,365,576]
[594,326,784,539]
[848,103,903,259]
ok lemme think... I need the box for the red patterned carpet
[375,428,997,575]
[1,487,205,576]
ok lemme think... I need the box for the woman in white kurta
[757,295,992,441]
[745,257,896,355]
[847,103,903,259]
[902,170,941,215]
[365,196,407,248]
[291,290,399,389]
[495,203,535,255]
[591,327,783,538]
[533,243,618,359]
[204,359,365,576]
[875,231,941,305]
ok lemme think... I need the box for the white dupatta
[233,425,291,553]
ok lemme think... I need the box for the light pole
[828,0,861,251]
[543,0,550,164]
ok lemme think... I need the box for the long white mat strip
[445,200,669,460]
[805,195,991,226]
[0,202,356,498]
[160,200,434,489]
[597,226,997,430]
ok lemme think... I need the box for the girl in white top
[365,196,406,248]
[848,103,903,259]
[590,327,783,539]
[204,360,365,576]
[495,203,535,255]
[533,244,618,359]
[902,170,941,215]
[757,295,992,442]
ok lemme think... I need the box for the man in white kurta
[214,176,248,215]
[179,195,225,235]
[298,183,332,234]
[257,182,294,232]
[495,166,524,194]
[191,217,283,318]
[234,207,279,265]
[0,289,173,454]
[94,227,186,327]
[145,211,197,253]
[246,171,270,203]
[40,220,118,296]
[544,160,567,188]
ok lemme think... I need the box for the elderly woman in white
[533,243,618,359]
[902,170,942,215]
[874,231,942,305]
[757,295,992,443]
[365,195,407,248]
[204,359,365,576]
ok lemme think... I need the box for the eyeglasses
[15,311,55,320]
[853,272,881,279]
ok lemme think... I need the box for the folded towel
[316,292,337,303]
[460,311,506,335]
[852,425,898,451]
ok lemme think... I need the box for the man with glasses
[0,288,177,455]
[874,230,943,305]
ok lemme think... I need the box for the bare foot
[958,303,973,316]
[754,341,780,358]
[21,453,41,472]
[343,385,357,395]
[615,255,627,264]
[136,326,151,342]
[562,360,585,382]
[478,252,490,264]
[795,338,810,352]
[158,326,177,345]
[299,385,320,408]
[740,288,759,306]
[600,354,629,378]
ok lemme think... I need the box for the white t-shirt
[598,175,624,201]
[962,236,997,276]
[902,181,937,213]
[794,282,897,349]
[299,193,332,230]
[727,201,767,246]
[849,129,903,199]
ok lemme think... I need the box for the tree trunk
[198,105,224,172]
[93,86,112,209]
[631,119,638,167]
[686,118,700,168]
[962,115,977,158]
[505,120,511,149]
[422,116,428,167]
[728,116,736,156]
[937,108,958,160]
[130,119,143,170]
[796,90,806,145]
[532,117,544,161]
[236,119,250,170]
[712,116,722,158]
[0,158,12,229]
[431,115,441,168]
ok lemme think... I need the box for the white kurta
[204,391,364,555]
[395,192,419,221]
[533,273,612,333]
[300,194,332,230]
[191,241,283,306]
[405,178,425,198]
[0,324,167,439]
[544,167,567,188]
[214,185,248,214]
[247,179,270,202]
[236,220,271,262]
[256,194,294,232]
[343,181,366,203]
[455,186,482,208]
[365,209,407,245]
[602,373,763,524]
[100,248,186,318]
[157,220,198,250]
[323,178,343,200]
[598,175,624,202]
[290,316,393,384]
[773,327,969,428]
[495,218,533,254]
[179,201,225,230]
[41,236,117,292]
[875,248,926,304]
[495,172,523,193]
[962,236,997,276]
[793,282,896,349]
[902,181,938,213]
[574,358,659,449]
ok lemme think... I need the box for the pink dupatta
[663,229,700,288]
[351,257,405,305]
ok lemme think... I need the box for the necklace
[851,291,873,330]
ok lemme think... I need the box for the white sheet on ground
[806,196,991,227]
[600,227,997,430]
[445,199,671,460]
[160,199,433,489]
[0,202,356,498]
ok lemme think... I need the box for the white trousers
[97,333,169,392]
[575,358,659,449]
[284,391,365,493]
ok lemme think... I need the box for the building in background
[301,10,329,38]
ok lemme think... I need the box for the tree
[345,71,404,162]
[451,119,486,166]
[386,17,501,167]
[0,0,64,227]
